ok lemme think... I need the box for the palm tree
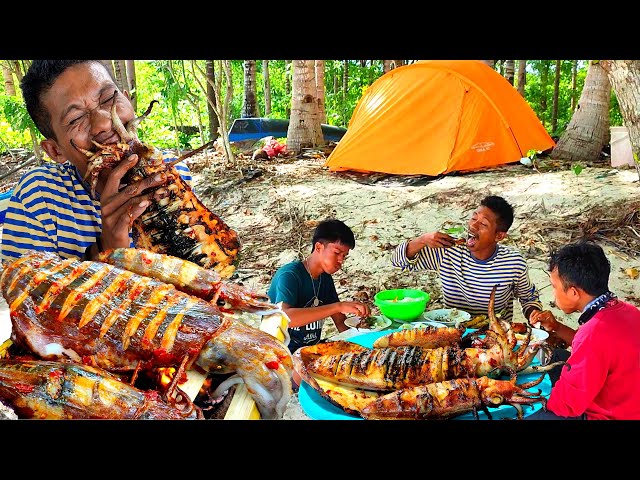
[550,61,610,162]
[315,60,326,124]
[241,60,260,118]
[126,60,137,112]
[286,60,323,153]
[517,60,526,96]
[601,60,640,178]
[262,60,271,117]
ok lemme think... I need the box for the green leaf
[571,163,584,176]
[444,226,465,235]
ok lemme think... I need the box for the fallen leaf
[624,267,639,280]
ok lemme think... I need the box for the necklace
[303,259,322,307]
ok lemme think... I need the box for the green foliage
[0,59,622,154]
[0,95,35,150]
[571,163,584,176]
[609,90,624,126]
[1,95,35,133]
[525,60,591,137]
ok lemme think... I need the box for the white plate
[516,327,549,343]
[0,299,10,342]
[422,308,471,327]
[400,320,448,330]
[344,315,392,332]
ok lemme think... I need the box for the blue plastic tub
[0,189,14,224]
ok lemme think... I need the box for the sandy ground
[2,151,640,420]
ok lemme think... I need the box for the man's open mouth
[467,232,478,248]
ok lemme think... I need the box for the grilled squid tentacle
[125,98,159,137]
[211,374,244,399]
[196,320,293,420]
[98,248,278,313]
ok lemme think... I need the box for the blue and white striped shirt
[391,240,542,322]
[0,154,192,263]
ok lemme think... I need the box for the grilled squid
[72,92,240,277]
[0,250,293,420]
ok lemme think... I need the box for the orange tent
[325,60,555,176]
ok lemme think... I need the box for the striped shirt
[0,154,192,264]
[391,240,542,322]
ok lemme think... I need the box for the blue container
[228,118,347,143]
[0,189,14,224]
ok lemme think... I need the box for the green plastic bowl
[374,289,430,321]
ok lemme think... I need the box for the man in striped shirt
[1,60,191,264]
[391,195,542,322]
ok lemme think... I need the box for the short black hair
[549,241,610,296]
[480,195,514,232]
[20,60,106,140]
[311,219,355,250]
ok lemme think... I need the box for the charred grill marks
[6,255,197,354]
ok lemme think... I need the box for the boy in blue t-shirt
[267,219,370,356]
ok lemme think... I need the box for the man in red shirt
[527,241,640,420]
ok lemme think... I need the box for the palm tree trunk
[125,60,137,112]
[571,60,578,113]
[517,60,527,96]
[263,60,271,117]
[113,60,128,93]
[551,60,562,133]
[241,60,260,118]
[504,60,515,85]
[550,61,610,162]
[315,60,326,124]
[2,63,16,95]
[287,60,323,153]
[600,60,640,178]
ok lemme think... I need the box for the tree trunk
[517,60,527,96]
[189,60,233,161]
[551,60,562,133]
[125,60,137,112]
[482,60,495,68]
[571,60,578,113]
[342,60,349,126]
[504,60,515,85]
[13,61,24,82]
[241,60,260,118]
[263,60,271,117]
[550,61,611,162]
[285,60,292,118]
[205,61,219,140]
[600,60,640,175]
[113,60,128,93]
[392,60,404,69]
[540,61,549,126]
[383,60,393,74]
[287,60,323,153]
[315,60,326,124]
[2,63,16,95]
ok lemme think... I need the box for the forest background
[0,60,629,167]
